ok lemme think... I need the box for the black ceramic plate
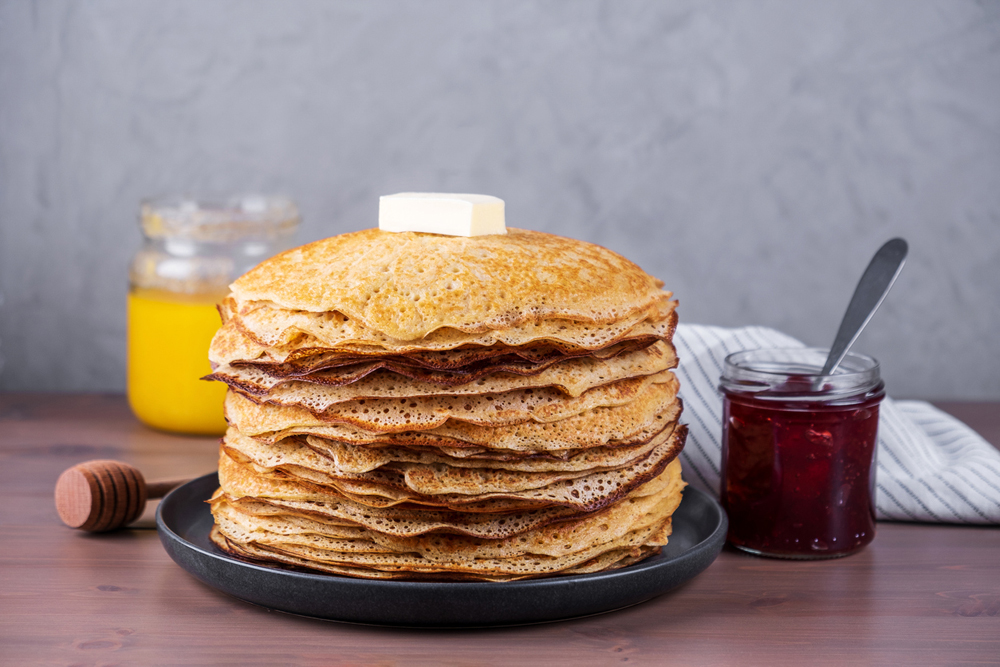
[157,473,726,628]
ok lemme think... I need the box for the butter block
[379,193,506,236]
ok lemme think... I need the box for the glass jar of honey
[719,348,884,559]
[127,196,299,435]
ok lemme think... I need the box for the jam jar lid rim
[720,347,883,399]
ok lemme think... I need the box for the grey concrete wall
[1,0,998,399]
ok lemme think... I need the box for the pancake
[208,341,676,401]
[226,339,655,386]
[229,228,672,340]
[222,426,675,475]
[210,474,681,581]
[300,434,669,473]
[222,337,656,378]
[214,520,665,577]
[224,385,682,453]
[209,462,679,541]
[213,462,682,541]
[224,369,678,432]
[211,470,683,563]
[222,426,676,492]
[211,526,665,581]
[215,296,675,360]
[217,425,686,513]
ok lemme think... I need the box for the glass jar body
[127,197,298,435]
[719,348,884,559]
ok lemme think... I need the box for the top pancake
[229,228,671,340]
[209,298,676,363]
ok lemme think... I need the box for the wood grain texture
[1,393,997,666]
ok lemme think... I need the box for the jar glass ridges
[127,196,299,435]
[719,348,885,559]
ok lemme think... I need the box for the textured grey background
[1,0,998,399]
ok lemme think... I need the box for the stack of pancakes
[205,228,686,581]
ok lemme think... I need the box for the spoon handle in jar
[821,238,908,376]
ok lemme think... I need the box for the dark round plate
[157,473,726,628]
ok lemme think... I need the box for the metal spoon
[820,238,908,376]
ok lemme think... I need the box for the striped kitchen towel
[674,323,1000,524]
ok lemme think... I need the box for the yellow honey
[127,288,229,435]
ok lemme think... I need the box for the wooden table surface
[1,394,998,666]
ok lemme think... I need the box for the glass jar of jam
[127,196,299,435]
[719,348,884,559]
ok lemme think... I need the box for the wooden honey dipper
[55,460,189,532]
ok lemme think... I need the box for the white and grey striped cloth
[674,324,1000,524]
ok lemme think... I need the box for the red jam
[719,352,885,559]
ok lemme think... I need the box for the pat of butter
[379,193,506,236]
